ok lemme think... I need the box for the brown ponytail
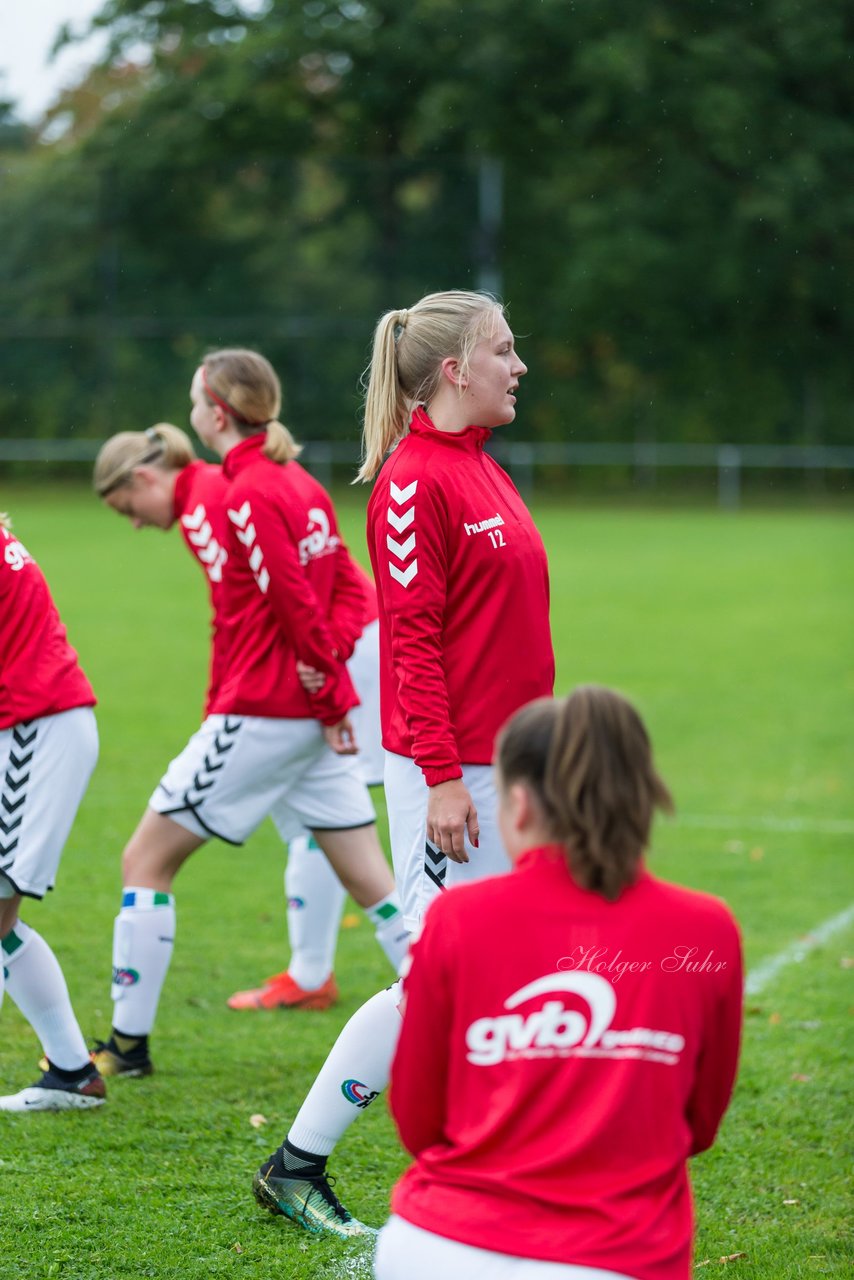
[497,687,673,900]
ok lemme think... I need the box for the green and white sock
[365,893,409,974]
[110,887,176,1037]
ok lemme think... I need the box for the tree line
[0,0,851,447]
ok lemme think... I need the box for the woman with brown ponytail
[376,686,743,1280]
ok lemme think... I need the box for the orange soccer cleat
[226,970,339,1011]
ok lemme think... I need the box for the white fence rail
[2,439,852,508]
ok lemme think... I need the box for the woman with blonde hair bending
[377,686,743,1280]
[88,355,406,1081]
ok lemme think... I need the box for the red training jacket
[211,435,364,726]
[174,460,377,717]
[366,409,554,786]
[390,846,743,1280]
[0,524,95,729]
[173,460,231,715]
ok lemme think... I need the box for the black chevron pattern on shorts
[424,839,447,893]
[184,716,243,807]
[1,721,37,861]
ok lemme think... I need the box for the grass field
[1,485,852,1280]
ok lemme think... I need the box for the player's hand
[324,716,358,755]
[426,778,479,864]
[297,660,326,694]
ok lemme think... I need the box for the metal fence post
[717,445,742,510]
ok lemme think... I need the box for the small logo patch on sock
[288,897,306,910]
[341,1079,379,1109]
[112,966,140,987]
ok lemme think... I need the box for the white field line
[745,902,854,996]
[674,813,854,836]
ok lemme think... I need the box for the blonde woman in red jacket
[253,292,555,1237]
[376,686,743,1280]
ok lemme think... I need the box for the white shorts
[374,1217,634,1280]
[150,715,375,846]
[384,752,510,930]
[0,706,98,900]
[347,619,383,787]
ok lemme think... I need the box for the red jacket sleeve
[326,546,369,664]
[228,487,357,725]
[389,900,455,1155]
[687,913,743,1155]
[369,469,462,786]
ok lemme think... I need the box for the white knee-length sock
[287,982,402,1155]
[3,922,89,1070]
[110,887,176,1037]
[285,834,346,990]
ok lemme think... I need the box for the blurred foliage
[0,0,852,445]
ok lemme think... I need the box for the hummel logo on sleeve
[387,480,418,588]
[227,501,270,594]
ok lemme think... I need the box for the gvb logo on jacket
[387,479,418,587]
[3,534,33,572]
[297,508,340,565]
[227,501,269,593]
[466,972,685,1068]
[181,504,227,583]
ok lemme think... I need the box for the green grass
[1,486,852,1279]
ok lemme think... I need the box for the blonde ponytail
[263,419,303,464]
[93,424,196,496]
[357,291,502,483]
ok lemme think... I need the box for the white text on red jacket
[466,972,685,1067]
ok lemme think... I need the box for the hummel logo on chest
[464,513,506,547]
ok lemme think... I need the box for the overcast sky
[0,2,108,122]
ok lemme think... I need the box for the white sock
[287,982,402,1155]
[110,887,176,1037]
[286,834,346,990]
[3,922,89,1071]
[364,892,409,975]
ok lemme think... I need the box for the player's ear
[439,355,466,389]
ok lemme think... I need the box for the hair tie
[398,309,409,327]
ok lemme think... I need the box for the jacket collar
[222,433,266,479]
[409,405,492,451]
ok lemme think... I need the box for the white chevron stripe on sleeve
[186,521,213,547]
[387,506,415,533]
[256,568,270,593]
[181,504,207,531]
[390,479,418,504]
[235,524,256,548]
[386,532,416,561]
[227,501,252,528]
[389,559,418,588]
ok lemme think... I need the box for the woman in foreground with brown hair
[376,686,743,1280]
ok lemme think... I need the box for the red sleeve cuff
[423,763,464,787]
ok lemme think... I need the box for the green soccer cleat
[252,1155,375,1239]
[91,1037,154,1078]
